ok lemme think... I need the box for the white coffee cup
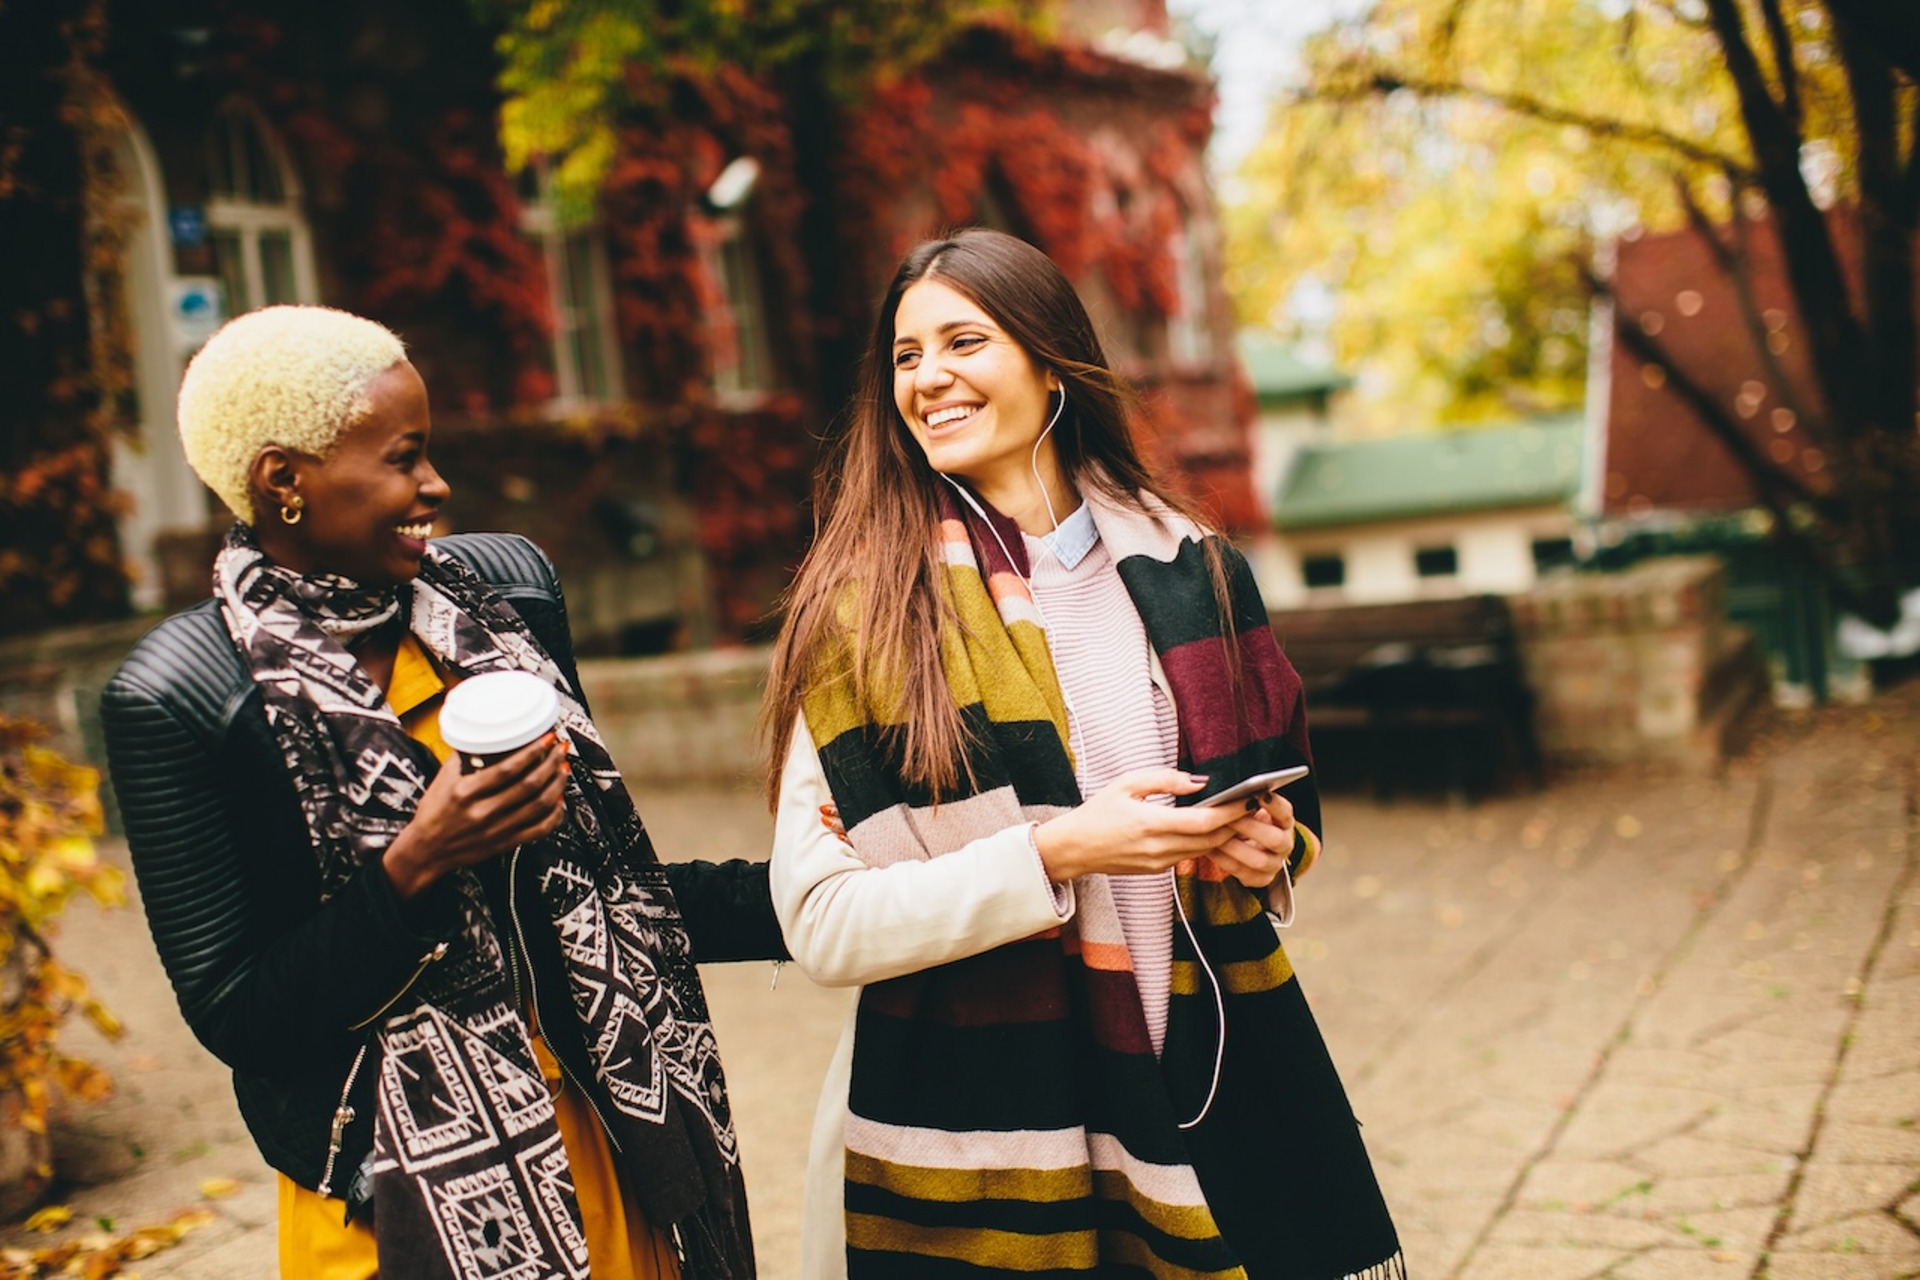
[440,670,560,772]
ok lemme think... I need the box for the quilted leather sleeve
[101,615,464,1076]
[666,859,788,963]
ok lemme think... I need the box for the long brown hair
[763,227,1233,802]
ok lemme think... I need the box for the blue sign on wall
[169,205,207,248]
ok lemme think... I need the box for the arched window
[107,112,218,607]
[204,101,316,314]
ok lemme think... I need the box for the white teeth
[927,405,976,427]
[396,522,432,539]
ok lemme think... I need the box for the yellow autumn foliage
[483,0,1043,224]
[1225,0,1868,429]
[0,716,123,1196]
[0,1205,212,1278]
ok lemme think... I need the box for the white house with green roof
[1255,416,1587,609]
[1238,330,1353,522]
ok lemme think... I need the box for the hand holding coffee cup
[381,671,572,900]
[440,670,564,771]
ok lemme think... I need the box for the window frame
[519,173,627,408]
[202,100,317,314]
[1414,544,1460,579]
[1301,552,1347,591]
[1164,211,1216,370]
[703,208,777,401]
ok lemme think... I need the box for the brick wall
[575,647,773,790]
[1510,556,1768,771]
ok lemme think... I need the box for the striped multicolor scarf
[804,486,1403,1278]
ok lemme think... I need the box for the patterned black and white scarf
[214,524,753,1279]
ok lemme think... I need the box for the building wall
[1255,504,1577,609]
[1250,402,1332,523]
[9,0,1251,643]
[1511,556,1768,771]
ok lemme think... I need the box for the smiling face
[271,361,450,585]
[891,277,1061,505]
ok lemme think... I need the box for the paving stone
[1812,1118,1920,1164]
[1645,1202,1776,1253]
[1899,1186,1920,1233]
[1664,1048,1833,1091]
[1636,1170,1795,1216]
[1633,1132,1800,1180]
[1788,1162,1919,1230]
[1822,1070,1920,1124]
[1695,1099,1820,1154]
[1483,1205,1674,1250]
[1456,1244,1632,1279]
[1609,1247,1761,1277]
[1762,1252,1920,1280]
[1554,1084,1726,1156]
[1781,1208,1920,1262]
[1514,1159,1653,1209]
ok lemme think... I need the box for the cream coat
[769,715,1073,1279]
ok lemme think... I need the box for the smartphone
[1200,764,1311,808]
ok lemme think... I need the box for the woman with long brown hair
[764,229,1402,1278]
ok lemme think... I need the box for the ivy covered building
[2,0,1254,650]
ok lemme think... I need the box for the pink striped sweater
[1025,505,1181,1054]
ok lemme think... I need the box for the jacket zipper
[348,938,451,1032]
[321,935,450,1198]
[509,847,624,1153]
[317,1040,370,1199]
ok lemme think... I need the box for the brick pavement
[4,683,1914,1278]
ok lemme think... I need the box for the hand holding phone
[1200,764,1311,808]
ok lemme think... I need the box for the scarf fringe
[1341,1252,1408,1280]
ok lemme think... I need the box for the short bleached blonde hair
[178,305,408,520]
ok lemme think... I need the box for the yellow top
[276,635,680,1279]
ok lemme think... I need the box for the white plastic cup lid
[439,670,560,756]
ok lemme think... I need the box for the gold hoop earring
[280,496,304,526]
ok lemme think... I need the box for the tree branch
[1305,72,1758,179]
[1584,267,1904,621]
[1756,0,1803,138]
[1824,0,1920,83]
[1701,0,1874,436]
[1585,262,1832,516]
[1671,172,1830,444]
[1905,88,1920,220]
[1826,11,1920,570]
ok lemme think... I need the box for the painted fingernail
[1188,773,1209,784]
[1244,797,1260,811]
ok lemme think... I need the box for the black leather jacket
[99,532,784,1198]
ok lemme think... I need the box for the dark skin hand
[240,361,571,902]
[381,730,572,900]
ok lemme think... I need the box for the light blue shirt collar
[1039,501,1098,570]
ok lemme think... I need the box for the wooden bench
[1268,595,1542,798]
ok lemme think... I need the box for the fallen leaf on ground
[21,1206,71,1234]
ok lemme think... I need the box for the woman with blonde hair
[764,228,1402,1278]
[102,305,777,1279]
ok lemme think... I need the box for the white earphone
[1031,385,1068,533]
[943,381,1231,1129]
